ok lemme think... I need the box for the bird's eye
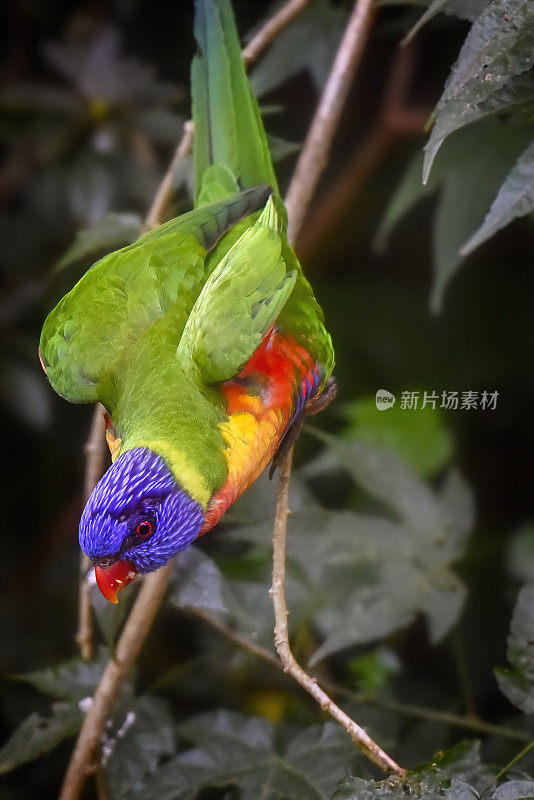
[136,519,153,539]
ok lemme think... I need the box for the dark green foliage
[137,713,356,800]
[0,703,83,775]
[331,741,533,800]
[461,141,534,256]
[378,0,534,309]
[495,585,534,714]
[339,398,454,477]
[103,696,175,800]
[376,118,533,311]
[55,213,143,273]
[16,647,109,700]
[167,434,473,666]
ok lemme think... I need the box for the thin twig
[285,0,375,245]
[242,0,309,66]
[333,688,532,744]
[60,563,173,800]
[189,607,282,670]
[271,0,405,775]
[481,741,534,796]
[190,606,530,743]
[144,120,194,231]
[270,446,404,775]
[76,404,108,660]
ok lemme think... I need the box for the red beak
[94,560,137,603]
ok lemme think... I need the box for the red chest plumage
[200,327,321,533]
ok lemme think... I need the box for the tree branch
[268,0,405,776]
[241,0,309,66]
[144,120,194,232]
[270,446,404,775]
[285,0,375,246]
[76,404,108,660]
[190,606,531,744]
[60,563,172,800]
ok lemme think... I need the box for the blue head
[80,448,204,601]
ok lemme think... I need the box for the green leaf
[168,544,276,651]
[17,647,108,701]
[423,0,534,181]
[169,546,236,622]
[461,141,534,256]
[55,211,142,271]
[170,435,472,666]
[402,0,449,46]
[331,740,492,799]
[137,712,356,800]
[0,702,82,774]
[373,150,435,253]
[267,133,301,163]
[492,781,534,800]
[495,584,534,713]
[168,470,317,652]
[104,696,175,800]
[340,397,454,477]
[349,647,401,695]
[302,440,473,661]
[376,118,532,311]
[430,119,531,310]
[374,118,520,253]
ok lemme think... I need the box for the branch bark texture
[242,0,309,66]
[60,564,172,800]
[270,446,405,775]
[285,0,375,246]
[297,44,428,262]
[76,404,108,659]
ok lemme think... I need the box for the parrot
[39,0,335,604]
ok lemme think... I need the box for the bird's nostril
[93,556,116,569]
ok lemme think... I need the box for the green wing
[39,188,270,409]
[178,198,296,383]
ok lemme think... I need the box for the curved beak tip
[94,560,137,603]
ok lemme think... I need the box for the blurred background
[1,0,533,797]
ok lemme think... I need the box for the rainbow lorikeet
[39,0,335,603]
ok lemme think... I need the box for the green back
[40,188,269,409]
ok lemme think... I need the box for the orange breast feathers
[200,327,322,533]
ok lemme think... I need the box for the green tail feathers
[192,0,335,382]
[192,0,279,206]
